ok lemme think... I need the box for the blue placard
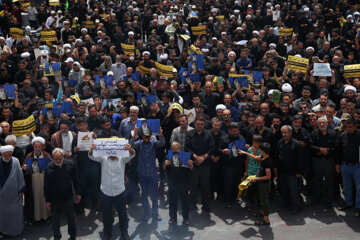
[25,158,51,172]
[229,76,249,88]
[95,75,114,86]
[168,150,191,168]
[195,54,204,70]
[42,101,72,118]
[228,139,246,153]
[253,71,263,84]
[131,71,139,82]
[190,72,200,82]
[1,84,16,99]
[66,79,78,87]
[137,93,157,105]
[136,119,160,134]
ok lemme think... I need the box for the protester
[0,145,25,238]
[88,142,135,240]
[44,148,81,240]
[1,0,360,238]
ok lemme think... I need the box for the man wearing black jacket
[310,116,339,209]
[275,125,302,214]
[44,148,81,240]
[219,122,246,208]
[185,117,214,212]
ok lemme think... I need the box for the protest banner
[137,93,157,105]
[344,64,360,78]
[228,139,246,158]
[188,52,204,70]
[179,34,190,41]
[184,108,196,123]
[77,132,93,151]
[278,28,293,36]
[43,62,61,76]
[136,119,160,135]
[191,25,207,36]
[313,63,332,77]
[139,64,150,74]
[95,75,114,87]
[271,90,282,104]
[49,0,60,6]
[101,98,122,112]
[41,101,72,118]
[155,62,174,77]
[93,138,129,157]
[22,2,30,11]
[121,43,135,55]
[167,150,192,168]
[84,21,95,29]
[122,71,139,82]
[25,158,51,171]
[252,71,263,84]
[0,84,16,99]
[10,28,24,38]
[229,74,250,89]
[12,115,36,136]
[287,55,309,73]
[100,14,110,21]
[188,44,203,54]
[41,30,56,42]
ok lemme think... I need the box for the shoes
[168,218,176,224]
[337,204,353,211]
[183,219,190,225]
[152,214,162,221]
[202,206,211,213]
[102,235,111,240]
[121,233,131,240]
[323,203,333,210]
[289,208,300,215]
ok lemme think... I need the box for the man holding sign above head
[89,140,135,240]
[130,125,165,222]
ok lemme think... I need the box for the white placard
[313,63,332,76]
[93,138,129,157]
[77,131,93,151]
[184,108,196,124]
[81,98,94,106]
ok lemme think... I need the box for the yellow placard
[344,64,360,78]
[41,30,56,42]
[12,115,36,136]
[155,62,174,77]
[188,44,203,55]
[278,28,293,36]
[287,55,309,73]
[139,64,150,74]
[179,34,190,41]
[191,26,206,36]
[10,28,24,38]
[84,21,95,29]
[49,0,60,6]
[121,43,135,55]
[237,175,256,199]
[100,14,110,21]
[22,2,30,12]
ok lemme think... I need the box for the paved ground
[10,188,360,240]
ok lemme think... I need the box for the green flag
[65,0,69,10]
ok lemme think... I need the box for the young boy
[239,142,272,225]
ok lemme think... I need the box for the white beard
[54,160,63,167]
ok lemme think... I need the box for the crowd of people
[0,0,360,239]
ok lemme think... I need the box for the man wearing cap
[45,10,56,29]
[131,125,165,221]
[0,145,25,237]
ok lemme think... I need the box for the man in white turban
[0,145,25,237]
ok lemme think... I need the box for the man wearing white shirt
[45,11,56,29]
[111,55,126,82]
[89,143,135,240]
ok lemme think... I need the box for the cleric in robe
[0,145,26,237]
